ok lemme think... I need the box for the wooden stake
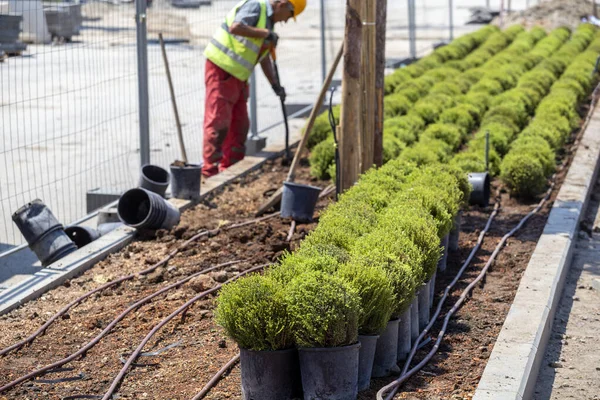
[360,0,376,173]
[373,0,387,167]
[159,33,188,164]
[339,0,362,191]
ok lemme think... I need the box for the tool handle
[286,43,344,182]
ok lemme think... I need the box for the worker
[201,0,307,178]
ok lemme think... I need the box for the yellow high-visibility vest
[204,0,270,82]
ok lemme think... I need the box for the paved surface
[533,182,600,400]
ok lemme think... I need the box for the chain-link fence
[1,0,532,254]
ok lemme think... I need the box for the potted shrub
[337,262,394,391]
[215,275,301,400]
[285,271,362,400]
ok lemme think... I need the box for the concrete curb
[473,111,600,400]
[0,130,302,316]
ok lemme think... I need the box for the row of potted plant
[305,25,509,156]
[500,33,600,196]
[216,160,469,399]
[309,25,528,180]
[395,25,575,170]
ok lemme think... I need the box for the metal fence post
[136,0,150,166]
[408,0,416,59]
[449,0,454,41]
[249,71,258,138]
[320,0,326,82]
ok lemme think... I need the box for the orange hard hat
[288,0,306,20]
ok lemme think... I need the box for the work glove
[272,83,286,102]
[265,30,279,47]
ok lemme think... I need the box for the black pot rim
[298,341,361,352]
[141,164,170,186]
[239,346,297,354]
[283,181,322,192]
[169,163,202,170]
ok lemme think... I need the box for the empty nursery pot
[357,335,379,391]
[372,319,401,378]
[298,342,360,400]
[64,226,100,249]
[449,211,462,253]
[118,188,180,230]
[397,308,411,362]
[281,182,322,223]
[410,296,419,343]
[170,163,201,201]
[12,199,77,266]
[437,234,450,273]
[418,284,430,331]
[139,164,170,197]
[240,347,303,400]
[468,172,490,207]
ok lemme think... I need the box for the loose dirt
[495,0,597,30]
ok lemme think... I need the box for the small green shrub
[384,94,413,118]
[305,105,339,149]
[383,135,405,163]
[269,247,343,285]
[500,152,547,197]
[421,123,463,150]
[470,78,504,95]
[510,136,556,176]
[216,275,293,351]
[439,107,476,133]
[520,119,566,150]
[285,271,361,348]
[337,262,394,335]
[309,136,335,180]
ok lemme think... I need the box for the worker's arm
[260,57,277,86]
[229,22,269,39]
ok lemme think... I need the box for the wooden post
[360,0,376,173]
[373,0,386,167]
[339,0,362,191]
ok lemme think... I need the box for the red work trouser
[202,59,250,178]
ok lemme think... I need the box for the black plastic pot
[468,172,490,207]
[140,164,170,197]
[281,182,322,223]
[437,234,449,272]
[64,226,100,249]
[357,335,378,391]
[117,188,180,230]
[418,284,430,331]
[428,271,436,308]
[372,319,400,378]
[170,163,202,201]
[12,199,77,266]
[298,342,360,400]
[397,308,411,362]
[449,211,462,252]
[410,297,419,343]
[240,347,302,400]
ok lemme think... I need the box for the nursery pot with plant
[286,272,361,400]
[170,161,202,201]
[216,275,302,400]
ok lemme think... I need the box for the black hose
[328,87,339,199]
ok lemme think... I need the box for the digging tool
[159,32,188,164]
[270,48,291,162]
[255,43,344,217]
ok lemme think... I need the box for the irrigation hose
[0,259,245,393]
[190,353,241,400]
[378,178,557,400]
[0,212,280,358]
[401,202,500,377]
[101,264,268,400]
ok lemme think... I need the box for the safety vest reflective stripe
[221,22,261,55]
[209,37,255,72]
